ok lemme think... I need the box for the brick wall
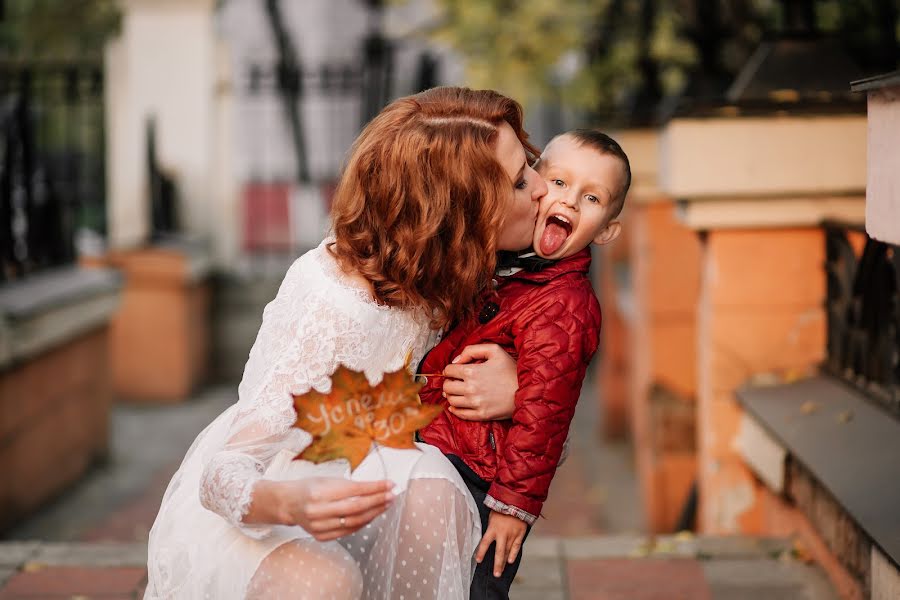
[0,328,112,532]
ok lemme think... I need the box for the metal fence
[0,60,106,283]
[824,224,900,417]
[235,59,379,255]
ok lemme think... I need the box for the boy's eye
[553,179,565,187]
[586,195,599,203]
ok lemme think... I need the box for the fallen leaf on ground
[791,539,813,563]
[800,401,819,415]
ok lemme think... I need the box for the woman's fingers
[317,478,393,502]
[311,504,392,541]
[313,489,394,520]
[446,389,480,410]
[451,343,500,365]
[442,378,470,397]
[446,404,480,421]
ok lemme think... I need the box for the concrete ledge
[660,115,866,198]
[0,542,146,568]
[0,267,122,369]
[559,534,791,560]
[28,543,148,568]
[0,542,40,567]
[734,414,787,493]
[873,545,900,600]
[676,195,865,231]
[737,376,900,569]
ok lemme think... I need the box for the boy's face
[532,135,623,259]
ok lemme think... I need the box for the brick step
[0,535,839,599]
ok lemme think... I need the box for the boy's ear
[593,221,621,246]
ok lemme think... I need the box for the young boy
[418,129,630,599]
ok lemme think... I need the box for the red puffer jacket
[418,249,601,517]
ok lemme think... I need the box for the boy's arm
[486,288,602,519]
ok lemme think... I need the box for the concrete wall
[661,115,866,199]
[866,88,900,244]
[106,0,232,255]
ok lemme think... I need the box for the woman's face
[494,122,548,251]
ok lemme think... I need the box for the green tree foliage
[0,0,120,58]
[427,0,898,116]
[428,0,695,112]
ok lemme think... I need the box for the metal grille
[824,224,900,417]
[0,60,106,283]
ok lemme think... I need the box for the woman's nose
[532,176,548,201]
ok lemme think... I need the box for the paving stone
[562,535,648,559]
[510,590,565,600]
[0,566,146,597]
[0,568,16,588]
[694,536,792,559]
[636,535,698,558]
[30,542,147,567]
[0,543,39,567]
[511,552,564,590]
[702,559,839,600]
[567,558,712,600]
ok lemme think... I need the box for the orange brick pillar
[596,226,631,439]
[84,246,211,403]
[629,200,702,532]
[696,228,826,533]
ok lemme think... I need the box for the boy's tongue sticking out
[539,215,572,256]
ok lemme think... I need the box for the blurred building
[594,1,900,598]
[0,0,463,530]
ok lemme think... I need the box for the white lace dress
[145,240,481,600]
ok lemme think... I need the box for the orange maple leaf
[292,362,443,470]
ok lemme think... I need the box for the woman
[144,86,547,599]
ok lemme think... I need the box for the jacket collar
[499,247,592,284]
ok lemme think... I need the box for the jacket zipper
[488,431,496,450]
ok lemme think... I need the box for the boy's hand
[476,510,528,577]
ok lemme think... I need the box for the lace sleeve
[198,259,361,538]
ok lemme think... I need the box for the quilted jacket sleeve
[486,285,601,517]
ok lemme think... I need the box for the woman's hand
[251,478,394,541]
[476,511,528,577]
[441,344,518,421]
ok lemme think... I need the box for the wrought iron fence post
[1,60,106,283]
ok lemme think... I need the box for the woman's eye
[516,179,528,190]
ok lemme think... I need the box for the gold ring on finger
[340,516,346,527]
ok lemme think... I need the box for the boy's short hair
[565,129,631,218]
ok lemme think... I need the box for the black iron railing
[146,118,178,239]
[824,224,900,417]
[0,60,106,283]
[240,60,368,184]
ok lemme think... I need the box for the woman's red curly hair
[330,86,539,329]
